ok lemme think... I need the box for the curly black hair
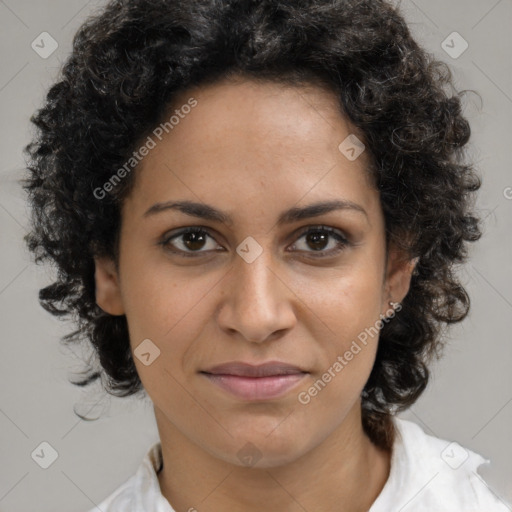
[22,0,482,450]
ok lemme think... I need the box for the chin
[210,424,314,469]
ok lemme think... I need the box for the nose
[216,246,296,344]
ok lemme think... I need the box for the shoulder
[86,475,138,511]
[84,442,173,512]
[370,417,511,512]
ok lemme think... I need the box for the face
[94,77,415,468]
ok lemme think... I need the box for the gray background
[0,0,511,510]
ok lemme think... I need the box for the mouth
[200,361,309,401]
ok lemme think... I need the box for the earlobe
[382,244,418,314]
[94,256,125,316]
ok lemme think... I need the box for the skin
[94,76,417,512]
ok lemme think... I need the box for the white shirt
[87,417,511,511]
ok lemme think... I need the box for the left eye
[160,226,349,258]
[289,226,350,257]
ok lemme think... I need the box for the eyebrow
[143,199,369,226]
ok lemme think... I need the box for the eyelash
[159,226,351,259]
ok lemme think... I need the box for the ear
[380,242,418,318]
[94,256,125,316]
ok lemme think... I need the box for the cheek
[119,257,227,398]
[295,257,384,339]
[295,274,382,424]
[294,256,384,389]
[309,278,381,392]
[119,247,218,340]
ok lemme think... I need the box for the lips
[201,361,307,377]
[200,361,308,401]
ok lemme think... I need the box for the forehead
[123,77,378,223]
[166,77,367,163]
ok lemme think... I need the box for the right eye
[160,227,224,257]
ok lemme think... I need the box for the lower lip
[201,373,307,401]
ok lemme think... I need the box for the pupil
[182,231,329,252]
[184,232,206,250]
[307,231,328,251]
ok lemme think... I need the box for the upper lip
[201,361,308,377]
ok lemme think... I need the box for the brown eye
[180,230,208,251]
[290,226,350,257]
[305,230,329,251]
[161,227,222,257]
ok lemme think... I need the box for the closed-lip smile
[200,361,309,400]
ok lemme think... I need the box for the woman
[22,0,510,510]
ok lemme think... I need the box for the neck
[156,403,391,512]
